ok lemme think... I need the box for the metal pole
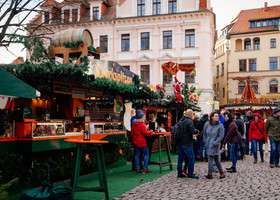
[12,120,15,137]
[31,121,34,138]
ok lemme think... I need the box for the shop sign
[53,81,72,94]
[88,59,136,85]
[72,88,86,98]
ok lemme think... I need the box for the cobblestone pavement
[114,153,280,200]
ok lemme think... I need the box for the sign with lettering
[88,59,136,85]
[72,88,86,99]
[53,81,72,94]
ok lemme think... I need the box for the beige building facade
[214,3,280,106]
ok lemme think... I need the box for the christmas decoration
[162,62,196,75]
[173,77,184,102]
[178,63,196,72]
[156,85,166,98]
[63,40,84,48]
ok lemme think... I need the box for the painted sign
[88,59,136,85]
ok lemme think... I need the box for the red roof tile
[41,0,60,8]
[11,57,24,64]
[229,5,280,35]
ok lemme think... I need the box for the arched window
[270,80,278,93]
[244,38,251,50]
[251,81,258,93]
[253,38,260,50]
[235,39,242,51]
[238,81,246,94]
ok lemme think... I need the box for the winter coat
[235,117,244,136]
[265,115,280,141]
[131,119,153,147]
[176,115,198,147]
[223,121,238,144]
[219,114,225,127]
[249,113,268,142]
[196,116,208,140]
[203,121,224,156]
[244,116,254,136]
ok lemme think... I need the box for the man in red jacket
[131,109,153,174]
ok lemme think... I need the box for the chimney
[264,2,268,12]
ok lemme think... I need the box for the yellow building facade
[214,3,280,106]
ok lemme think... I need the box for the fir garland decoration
[63,40,84,48]
[88,46,97,52]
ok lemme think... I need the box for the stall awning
[0,67,37,99]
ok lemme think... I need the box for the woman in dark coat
[203,111,225,179]
[223,112,238,173]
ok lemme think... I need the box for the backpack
[236,131,245,160]
[171,118,187,141]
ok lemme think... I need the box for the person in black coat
[197,114,209,160]
[244,111,254,155]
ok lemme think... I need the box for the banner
[178,63,196,72]
[161,62,196,75]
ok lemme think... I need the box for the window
[222,88,225,97]
[93,7,99,20]
[250,21,255,28]
[250,19,279,28]
[238,81,246,94]
[254,39,260,50]
[221,63,224,75]
[163,72,172,84]
[168,0,177,14]
[251,81,258,93]
[141,32,150,50]
[72,9,78,22]
[153,0,161,15]
[141,65,150,84]
[239,60,247,72]
[244,40,251,50]
[100,35,108,53]
[137,0,145,16]
[64,9,70,23]
[256,21,261,27]
[122,66,130,70]
[163,31,172,49]
[121,34,130,51]
[270,57,278,70]
[270,80,278,93]
[268,20,273,26]
[216,65,219,77]
[249,59,256,71]
[271,38,276,48]
[185,72,195,83]
[44,11,50,24]
[185,29,195,48]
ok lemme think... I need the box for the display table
[64,139,109,200]
[147,132,173,173]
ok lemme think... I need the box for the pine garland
[88,46,97,52]
[220,103,277,108]
[63,40,84,48]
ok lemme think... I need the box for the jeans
[270,139,280,165]
[251,139,264,160]
[177,145,194,176]
[208,155,223,175]
[230,143,237,167]
[245,134,250,154]
[135,146,149,170]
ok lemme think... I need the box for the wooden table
[147,132,173,173]
[64,139,109,200]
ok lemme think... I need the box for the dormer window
[44,11,50,24]
[93,7,99,20]
[250,18,279,28]
[64,9,70,23]
[72,9,78,22]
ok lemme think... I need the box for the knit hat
[136,109,145,119]
[234,112,241,117]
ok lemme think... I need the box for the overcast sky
[1,0,280,64]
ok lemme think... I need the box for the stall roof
[0,67,37,99]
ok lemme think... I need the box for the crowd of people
[129,107,280,179]
[174,107,280,179]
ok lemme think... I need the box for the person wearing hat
[131,109,153,173]
[265,108,280,168]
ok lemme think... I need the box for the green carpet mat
[7,152,178,200]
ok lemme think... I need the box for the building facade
[29,0,216,113]
[214,2,280,106]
